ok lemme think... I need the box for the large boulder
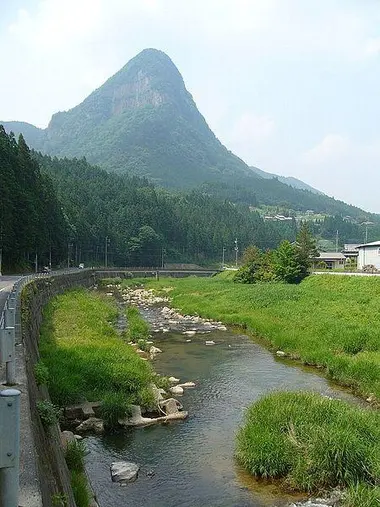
[110,462,140,484]
[60,430,76,450]
[159,398,180,415]
[170,385,184,395]
[75,417,104,434]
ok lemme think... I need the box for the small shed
[356,241,380,271]
[313,252,346,270]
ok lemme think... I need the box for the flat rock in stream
[110,462,140,484]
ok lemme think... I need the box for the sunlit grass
[39,289,154,406]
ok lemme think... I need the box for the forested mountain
[2,49,375,220]
[0,127,67,272]
[36,153,297,267]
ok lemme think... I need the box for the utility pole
[67,242,72,268]
[161,247,165,269]
[105,236,110,267]
[234,238,239,267]
[335,230,339,253]
[34,252,38,273]
[222,247,226,268]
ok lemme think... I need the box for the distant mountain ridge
[0,48,374,219]
[249,166,323,195]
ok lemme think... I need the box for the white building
[357,241,380,270]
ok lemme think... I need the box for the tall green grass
[140,275,380,400]
[39,289,154,406]
[125,306,150,341]
[236,392,380,494]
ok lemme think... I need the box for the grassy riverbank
[39,289,154,407]
[136,274,380,400]
[237,392,380,496]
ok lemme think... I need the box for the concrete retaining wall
[20,271,95,507]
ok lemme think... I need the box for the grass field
[134,274,380,400]
[39,289,154,407]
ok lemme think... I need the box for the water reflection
[85,331,361,507]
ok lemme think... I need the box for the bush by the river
[236,392,380,494]
[126,306,150,341]
[39,289,154,407]
[143,275,380,400]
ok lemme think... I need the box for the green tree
[295,222,319,278]
[272,240,303,284]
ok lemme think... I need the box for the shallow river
[85,329,361,507]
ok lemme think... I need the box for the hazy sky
[1,0,380,212]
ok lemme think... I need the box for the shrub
[126,306,150,341]
[154,375,171,391]
[65,440,86,472]
[137,339,150,352]
[34,361,49,385]
[137,386,156,410]
[37,400,62,427]
[100,392,132,429]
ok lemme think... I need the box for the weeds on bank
[342,483,380,507]
[39,289,154,407]
[64,441,90,507]
[236,392,380,496]
[125,306,150,341]
[100,392,133,428]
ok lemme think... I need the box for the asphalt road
[0,275,20,314]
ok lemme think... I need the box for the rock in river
[76,417,104,434]
[110,462,140,484]
[170,385,184,395]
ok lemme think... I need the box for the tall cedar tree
[0,127,67,272]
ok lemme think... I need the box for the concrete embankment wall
[21,271,95,507]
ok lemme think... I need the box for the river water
[85,326,362,507]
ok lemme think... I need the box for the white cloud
[302,134,351,165]
[230,113,276,145]
[298,134,380,213]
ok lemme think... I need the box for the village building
[356,241,380,271]
[313,252,346,270]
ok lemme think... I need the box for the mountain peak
[47,47,192,135]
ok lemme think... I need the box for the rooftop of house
[356,241,380,249]
[316,252,346,260]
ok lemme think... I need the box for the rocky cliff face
[12,48,250,186]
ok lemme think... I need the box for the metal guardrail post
[0,327,16,385]
[0,389,21,507]
[4,307,15,328]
